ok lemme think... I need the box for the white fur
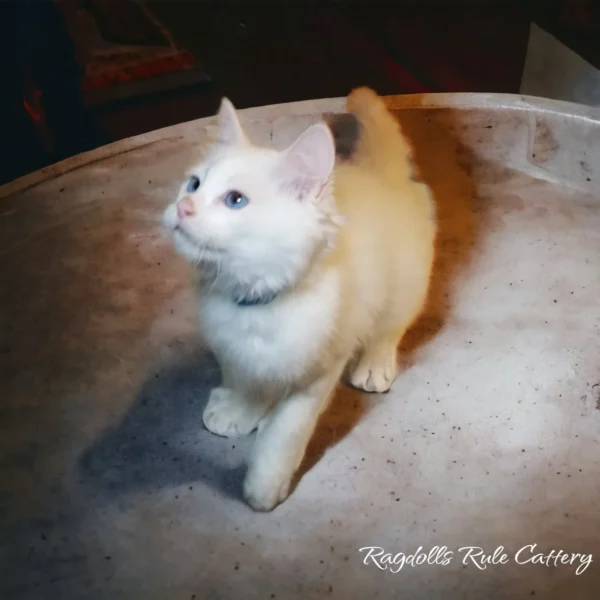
[163,89,437,511]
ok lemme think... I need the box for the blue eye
[186,175,200,193]
[224,190,249,209]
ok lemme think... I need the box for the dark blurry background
[1,0,598,185]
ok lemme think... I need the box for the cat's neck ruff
[199,230,339,309]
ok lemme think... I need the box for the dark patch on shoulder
[324,113,361,160]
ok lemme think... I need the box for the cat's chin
[172,227,223,265]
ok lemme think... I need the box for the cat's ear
[278,123,335,201]
[217,98,248,145]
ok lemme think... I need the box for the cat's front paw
[203,388,263,438]
[243,467,292,512]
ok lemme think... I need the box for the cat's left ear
[278,123,335,201]
[217,97,248,145]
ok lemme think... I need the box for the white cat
[163,88,437,511]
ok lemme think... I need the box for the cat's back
[330,154,436,334]
[333,85,436,244]
[333,160,435,259]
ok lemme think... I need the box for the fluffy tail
[346,87,414,182]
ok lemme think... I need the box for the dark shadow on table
[78,349,251,503]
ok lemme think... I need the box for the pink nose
[176,197,196,219]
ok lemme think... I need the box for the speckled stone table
[1,93,599,600]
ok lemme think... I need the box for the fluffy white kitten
[163,88,436,511]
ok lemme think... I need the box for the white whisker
[207,257,222,295]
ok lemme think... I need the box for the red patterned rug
[59,0,210,105]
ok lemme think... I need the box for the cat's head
[163,98,339,300]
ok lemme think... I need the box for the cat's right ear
[217,98,248,145]
[277,123,336,202]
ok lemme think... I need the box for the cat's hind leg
[348,284,430,394]
[348,329,402,393]
[350,254,433,394]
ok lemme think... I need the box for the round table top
[1,93,600,599]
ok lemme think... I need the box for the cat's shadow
[394,106,477,358]
[78,349,252,502]
[78,347,367,505]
